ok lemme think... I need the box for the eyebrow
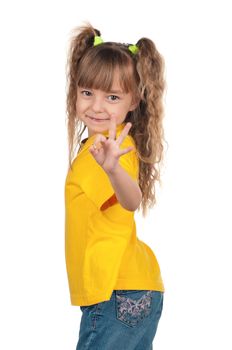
[108,90,124,94]
[79,87,124,94]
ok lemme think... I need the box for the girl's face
[76,70,138,137]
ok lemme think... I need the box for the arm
[105,164,142,212]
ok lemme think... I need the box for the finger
[92,134,107,150]
[116,122,132,146]
[118,146,135,156]
[108,114,116,140]
[89,141,105,153]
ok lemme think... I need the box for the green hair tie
[93,36,138,55]
[93,35,104,46]
[128,44,139,55]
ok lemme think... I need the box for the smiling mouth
[87,116,109,121]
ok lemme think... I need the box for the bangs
[76,45,138,94]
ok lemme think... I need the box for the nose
[91,96,104,113]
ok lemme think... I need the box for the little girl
[64,22,166,350]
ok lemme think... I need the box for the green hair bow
[93,35,139,54]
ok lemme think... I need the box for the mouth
[87,115,109,122]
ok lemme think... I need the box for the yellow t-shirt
[64,122,165,306]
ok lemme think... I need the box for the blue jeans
[76,290,164,349]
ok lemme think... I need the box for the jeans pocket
[115,290,153,328]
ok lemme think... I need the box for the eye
[80,90,92,96]
[108,95,120,101]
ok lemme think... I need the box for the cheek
[76,102,84,117]
[118,103,129,115]
[76,100,86,113]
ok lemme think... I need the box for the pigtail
[65,23,101,171]
[128,38,167,216]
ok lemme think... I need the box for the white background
[0,0,231,349]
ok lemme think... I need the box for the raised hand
[89,114,134,174]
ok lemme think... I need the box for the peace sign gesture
[89,114,134,175]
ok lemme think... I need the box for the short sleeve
[78,156,115,210]
[77,135,139,211]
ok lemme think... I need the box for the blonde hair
[65,22,167,217]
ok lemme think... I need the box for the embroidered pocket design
[116,290,152,327]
